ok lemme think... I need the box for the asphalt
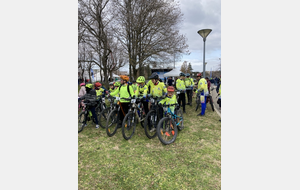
[210,84,221,117]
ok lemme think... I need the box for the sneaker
[95,125,99,129]
[183,111,186,113]
[197,113,205,116]
[149,127,156,133]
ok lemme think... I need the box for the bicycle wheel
[99,107,110,129]
[106,109,119,137]
[175,109,184,131]
[78,112,86,133]
[195,95,200,111]
[144,110,158,139]
[157,117,178,145]
[122,111,137,140]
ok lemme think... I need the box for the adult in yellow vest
[110,75,134,128]
[147,72,167,119]
[176,72,187,113]
[185,73,194,106]
[196,73,208,116]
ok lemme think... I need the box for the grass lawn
[78,92,221,189]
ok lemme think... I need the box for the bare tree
[180,61,188,73]
[78,0,117,88]
[112,0,189,79]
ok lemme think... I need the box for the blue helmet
[179,72,186,77]
[186,73,190,77]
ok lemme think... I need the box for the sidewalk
[210,84,221,117]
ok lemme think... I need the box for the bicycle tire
[78,112,86,133]
[144,110,158,139]
[122,111,137,140]
[106,109,119,137]
[99,107,110,129]
[176,109,184,131]
[157,117,178,145]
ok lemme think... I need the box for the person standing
[176,72,186,113]
[109,75,134,128]
[196,73,208,116]
[78,83,86,98]
[167,77,173,87]
[205,77,211,94]
[185,73,194,106]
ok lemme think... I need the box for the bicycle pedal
[165,132,170,136]
[171,131,175,135]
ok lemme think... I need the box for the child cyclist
[158,86,178,115]
[134,76,149,115]
[79,83,100,129]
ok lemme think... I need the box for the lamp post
[197,29,212,78]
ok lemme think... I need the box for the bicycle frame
[163,106,183,127]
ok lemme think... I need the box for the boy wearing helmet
[196,73,208,116]
[135,76,149,115]
[176,72,187,113]
[185,73,194,106]
[95,82,105,97]
[109,82,115,92]
[158,86,178,115]
[79,83,100,129]
[110,76,134,128]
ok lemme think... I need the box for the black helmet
[179,72,186,77]
[149,72,159,79]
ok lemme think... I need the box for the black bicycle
[98,96,116,129]
[144,95,164,139]
[78,100,98,133]
[121,97,146,140]
[105,97,128,137]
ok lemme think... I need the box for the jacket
[78,86,86,98]
[110,83,134,103]
[176,79,186,91]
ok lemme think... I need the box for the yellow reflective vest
[110,83,134,103]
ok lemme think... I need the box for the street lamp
[197,29,212,78]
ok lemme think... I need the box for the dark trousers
[90,107,98,124]
[119,102,129,123]
[186,90,192,104]
[142,101,149,115]
[178,93,186,112]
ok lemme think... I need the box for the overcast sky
[177,0,221,72]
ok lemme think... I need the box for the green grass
[78,92,221,190]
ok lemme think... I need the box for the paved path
[210,84,221,117]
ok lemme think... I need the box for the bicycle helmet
[132,80,136,83]
[85,83,93,89]
[149,72,159,79]
[109,82,114,86]
[114,81,121,87]
[179,72,186,77]
[167,86,175,92]
[186,73,190,77]
[136,76,145,83]
[94,82,101,87]
[80,83,85,86]
[197,73,202,77]
[120,75,129,82]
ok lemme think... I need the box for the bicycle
[78,100,98,133]
[98,96,116,129]
[144,95,164,139]
[105,97,128,137]
[157,103,184,145]
[121,97,146,140]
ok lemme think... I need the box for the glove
[158,102,162,107]
[132,95,136,99]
